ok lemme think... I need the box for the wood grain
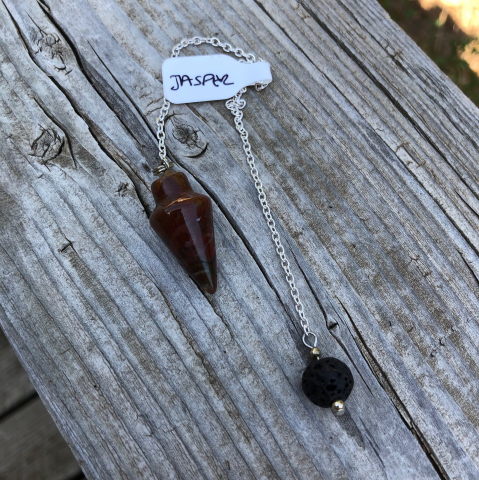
[0,0,477,479]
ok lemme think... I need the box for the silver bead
[331,400,346,416]
[309,347,321,358]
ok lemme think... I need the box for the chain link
[155,37,318,349]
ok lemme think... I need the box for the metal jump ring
[302,332,318,349]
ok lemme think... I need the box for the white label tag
[162,54,272,104]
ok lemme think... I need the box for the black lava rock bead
[302,357,354,408]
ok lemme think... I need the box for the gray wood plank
[0,0,477,479]
[0,396,82,480]
[0,330,35,417]
[0,329,83,479]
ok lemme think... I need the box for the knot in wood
[166,115,208,158]
[34,28,61,56]
[31,127,64,163]
[33,27,71,73]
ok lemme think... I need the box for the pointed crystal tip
[188,258,217,294]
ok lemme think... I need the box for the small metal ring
[302,332,318,349]
[153,160,172,176]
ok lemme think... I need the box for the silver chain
[155,36,318,349]
[155,36,258,175]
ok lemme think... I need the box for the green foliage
[379,0,479,106]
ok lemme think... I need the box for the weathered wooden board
[0,0,477,479]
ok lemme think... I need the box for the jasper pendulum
[150,169,217,294]
[153,36,355,416]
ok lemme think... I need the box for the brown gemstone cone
[150,170,217,294]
